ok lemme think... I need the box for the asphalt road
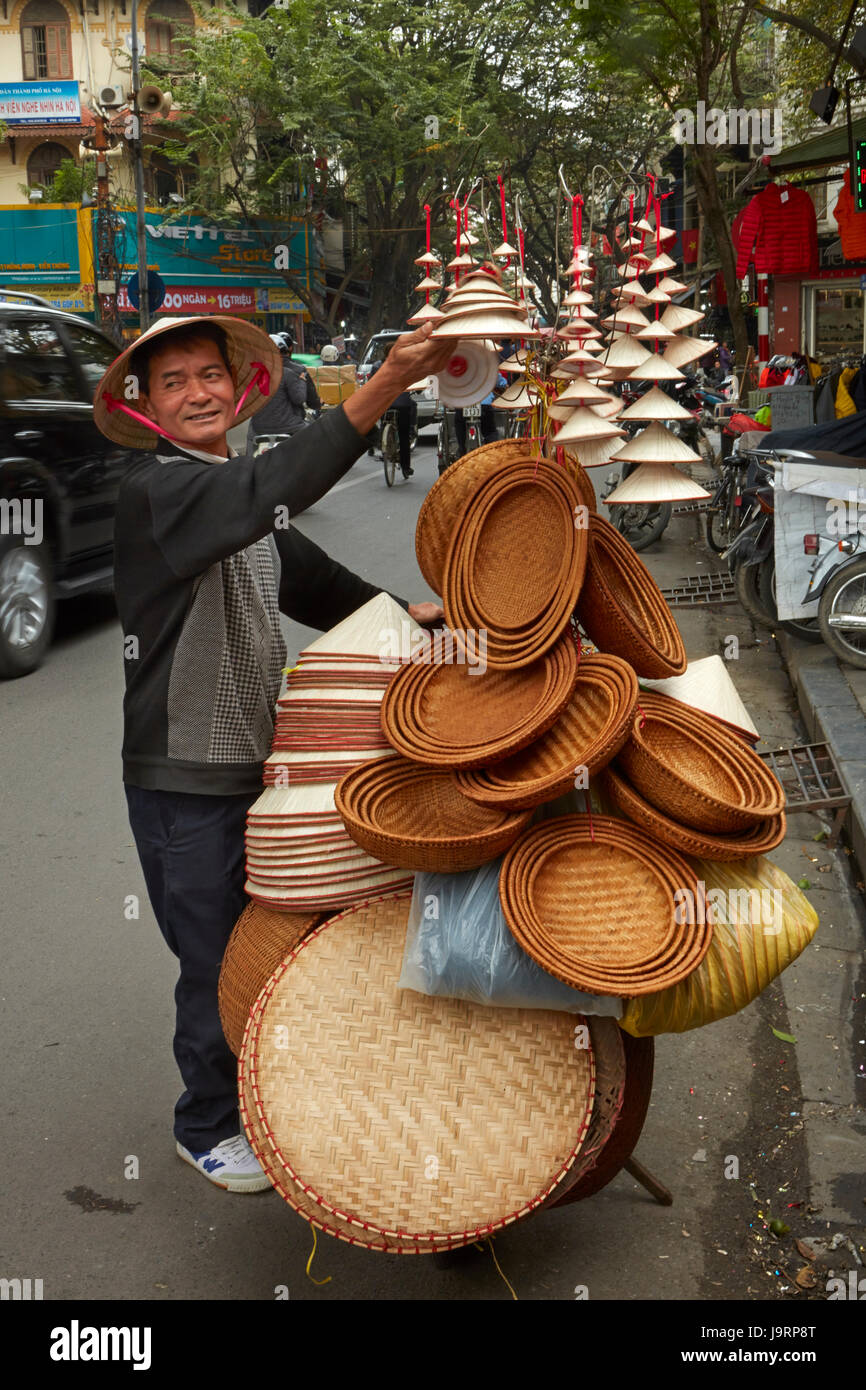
[1,431,863,1307]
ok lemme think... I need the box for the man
[94,314,451,1192]
[246,329,321,446]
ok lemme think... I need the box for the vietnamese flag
[681,227,700,263]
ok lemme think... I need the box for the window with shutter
[21,26,36,78]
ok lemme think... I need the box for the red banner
[117,285,255,315]
[681,228,700,264]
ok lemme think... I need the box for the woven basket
[218,902,321,1057]
[415,440,542,593]
[598,765,787,860]
[335,755,532,872]
[549,1033,655,1207]
[454,653,638,810]
[381,631,579,770]
[575,515,686,679]
[239,892,596,1249]
[500,815,713,996]
[617,698,784,834]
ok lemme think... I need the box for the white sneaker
[176,1134,271,1193]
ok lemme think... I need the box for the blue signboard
[126,270,166,310]
[110,210,318,289]
[0,81,81,125]
[0,207,81,284]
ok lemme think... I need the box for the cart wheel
[381,421,398,487]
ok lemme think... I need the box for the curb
[776,630,866,882]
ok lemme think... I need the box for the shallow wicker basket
[238,892,597,1251]
[218,901,321,1056]
[575,515,686,678]
[335,754,532,872]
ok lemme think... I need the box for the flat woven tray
[335,754,531,872]
[500,815,713,995]
[240,892,596,1247]
[381,632,579,770]
[542,1015,626,1206]
[218,901,321,1057]
[575,515,686,679]
[454,653,638,810]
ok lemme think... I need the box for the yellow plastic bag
[620,855,818,1036]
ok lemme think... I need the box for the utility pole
[92,112,122,342]
[130,0,151,331]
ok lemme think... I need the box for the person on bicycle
[246,330,321,449]
[369,341,417,478]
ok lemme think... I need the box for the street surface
[1,431,864,1303]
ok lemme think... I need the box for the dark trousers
[124,785,259,1152]
[394,399,417,474]
[455,404,498,455]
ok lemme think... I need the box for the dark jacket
[249,359,321,438]
[113,404,407,795]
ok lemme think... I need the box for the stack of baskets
[217,438,796,1256]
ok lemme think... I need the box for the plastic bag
[398,858,623,1017]
[620,855,818,1036]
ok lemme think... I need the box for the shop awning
[768,114,866,173]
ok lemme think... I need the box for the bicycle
[379,408,418,486]
[436,405,482,473]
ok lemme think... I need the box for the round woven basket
[500,815,713,995]
[218,901,321,1057]
[598,764,787,860]
[549,1032,655,1207]
[380,632,579,770]
[454,653,638,810]
[575,515,686,679]
[335,754,532,872]
[239,892,596,1248]
[617,697,784,834]
[415,440,543,593]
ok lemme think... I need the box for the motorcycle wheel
[758,559,823,644]
[818,556,866,669]
[381,421,398,487]
[734,558,774,629]
[607,502,672,552]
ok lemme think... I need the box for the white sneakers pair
[176,1134,271,1193]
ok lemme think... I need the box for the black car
[0,292,136,677]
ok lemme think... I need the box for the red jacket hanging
[733,182,818,278]
[833,168,866,261]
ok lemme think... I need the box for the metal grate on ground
[758,741,852,847]
[661,572,737,606]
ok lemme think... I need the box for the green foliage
[21,158,94,204]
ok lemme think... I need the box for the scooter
[801,525,866,668]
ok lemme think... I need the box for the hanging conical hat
[613,421,702,464]
[433,308,539,339]
[616,263,639,279]
[446,252,476,270]
[655,224,677,244]
[553,407,626,444]
[592,395,624,417]
[625,353,685,382]
[414,251,441,267]
[493,241,520,258]
[566,435,626,469]
[639,655,760,738]
[557,375,619,405]
[630,251,652,266]
[600,335,652,370]
[617,384,694,421]
[635,320,677,341]
[660,304,704,332]
[407,302,446,324]
[500,351,531,373]
[562,289,594,308]
[645,252,677,274]
[443,292,515,313]
[656,275,689,295]
[463,229,481,246]
[415,275,441,292]
[490,380,541,409]
[662,335,716,368]
[633,218,655,235]
[602,306,650,331]
[552,352,606,378]
[614,284,653,308]
[643,285,672,305]
[605,463,711,504]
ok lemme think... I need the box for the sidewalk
[776,631,866,881]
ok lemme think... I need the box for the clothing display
[733,181,818,278]
[832,167,866,262]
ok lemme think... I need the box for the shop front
[0,204,95,319]
[772,266,866,360]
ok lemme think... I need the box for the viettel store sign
[117,284,255,314]
[111,211,316,289]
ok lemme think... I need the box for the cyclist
[246,330,321,450]
[369,341,416,478]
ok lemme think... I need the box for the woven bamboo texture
[241,893,596,1246]
[575,515,686,678]
[549,1033,655,1207]
[218,901,321,1057]
[380,633,579,770]
[500,815,713,995]
[335,754,531,872]
[598,764,787,861]
[454,653,638,810]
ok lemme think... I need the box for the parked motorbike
[802,525,866,668]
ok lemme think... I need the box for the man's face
[139,337,236,453]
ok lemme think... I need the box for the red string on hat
[101,390,181,444]
[234,361,270,416]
